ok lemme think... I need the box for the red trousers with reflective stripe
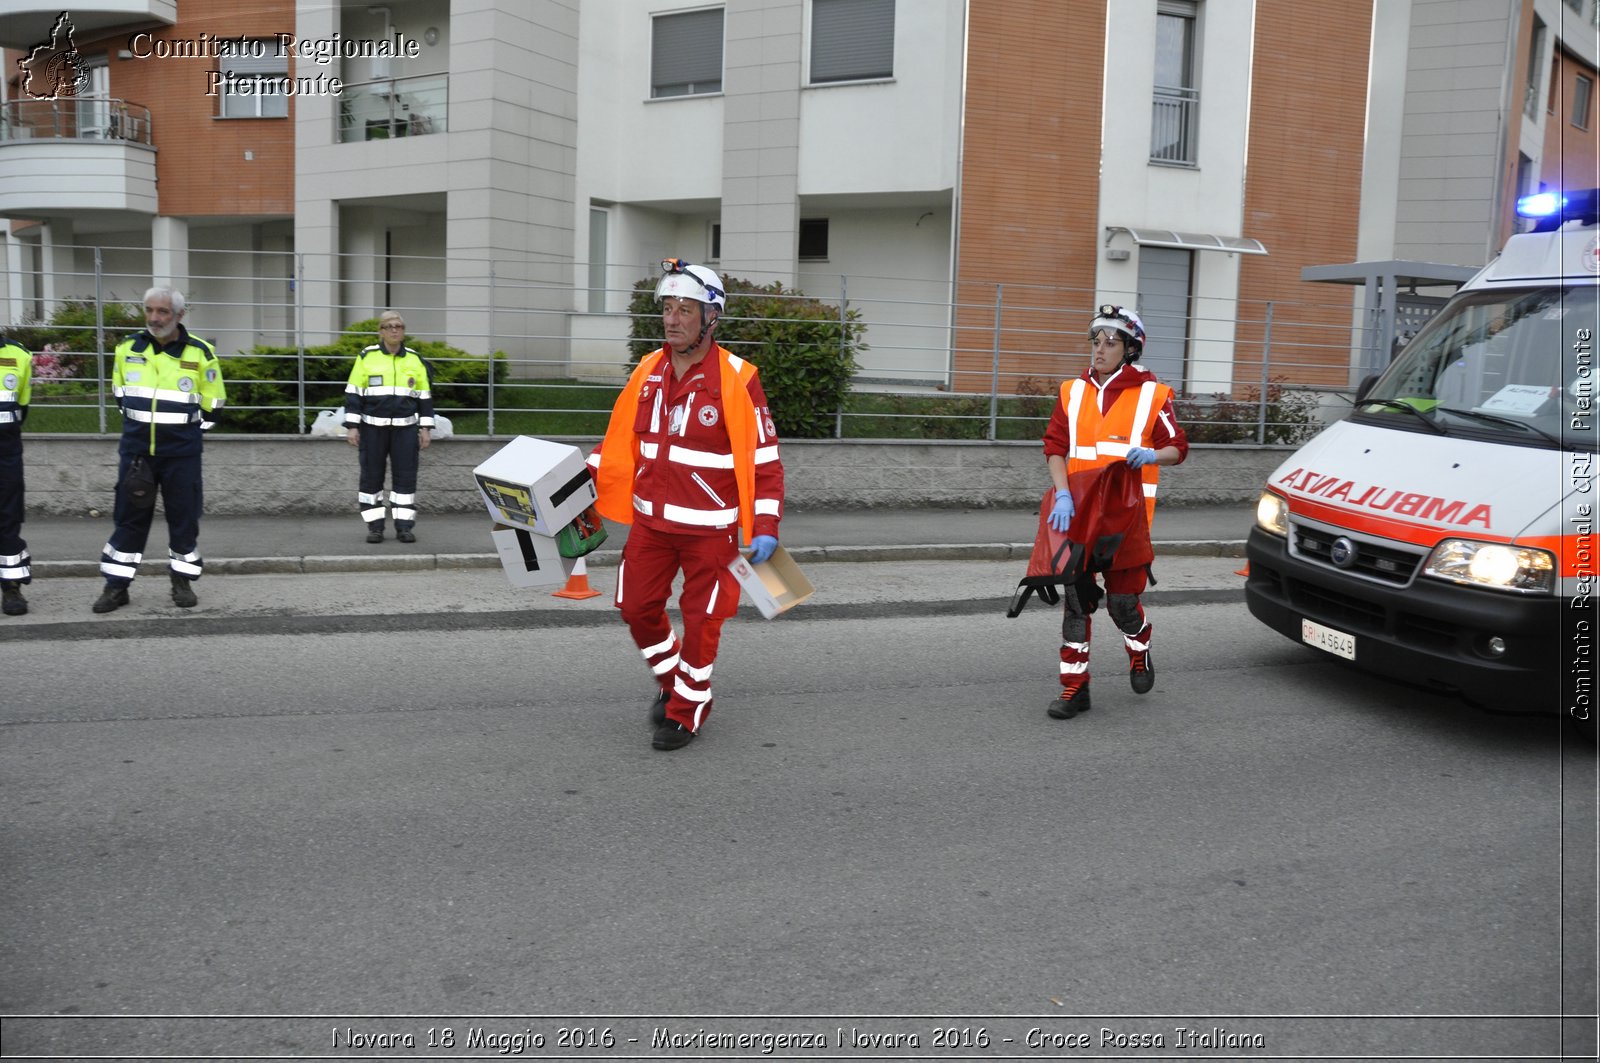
[1060,565,1149,692]
[615,521,741,731]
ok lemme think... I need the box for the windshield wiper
[1354,398,1448,434]
[1439,406,1562,446]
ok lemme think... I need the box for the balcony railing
[337,73,448,143]
[0,96,153,145]
[1150,84,1198,165]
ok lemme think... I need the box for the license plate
[1302,618,1356,660]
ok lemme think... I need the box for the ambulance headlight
[1423,539,1555,593]
[1255,491,1289,537]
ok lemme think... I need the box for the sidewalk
[20,504,1253,577]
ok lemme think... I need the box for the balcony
[0,97,158,215]
[337,73,448,143]
[1150,84,1199,167]
[0,2,176,50]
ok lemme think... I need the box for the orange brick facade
[1542,45,1600,196]
[1236,0,1372,391]
[99,0,296,218]
[953,0,1105,393]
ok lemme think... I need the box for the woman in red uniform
[1040,305,1188,720]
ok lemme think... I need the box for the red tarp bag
[1005,461,1154,618]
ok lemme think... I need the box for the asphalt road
[2,573,1594,1061]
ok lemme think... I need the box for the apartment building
[1,0,1595,396]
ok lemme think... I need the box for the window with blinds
[218,41,288,118]
[651,8,724,98]
[810,0,894,84]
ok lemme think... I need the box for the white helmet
[655,258,726,311]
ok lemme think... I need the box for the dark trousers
[100,452,203,587]
[0,441,28,584]
[357,425,420,530]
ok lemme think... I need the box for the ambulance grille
[1292,527,1423,585]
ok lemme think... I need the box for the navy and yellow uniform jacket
[343,344,435,429]
[0,337,31,446]
[112,326,226,458]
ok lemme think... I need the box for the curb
[28,540,1247,578]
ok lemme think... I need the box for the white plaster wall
[795,0,964,196]
[0,143,158,215]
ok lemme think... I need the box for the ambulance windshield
[1359,285,1595,448]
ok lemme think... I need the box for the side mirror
[1354,374,1380,404]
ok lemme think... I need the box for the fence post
[94,246,107,434]
[1257,301,1274,443]
[294,252,306,434]
[988,284,1003,440]
[487,263,496,437]
[836,274,847,439]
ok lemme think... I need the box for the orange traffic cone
[1234,561,1250,577]
[551,556,603,600]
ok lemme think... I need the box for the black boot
[366,522,385,544]
[1,580,27,616]
[1046,683,1092,719]
[92,584,130,614]
[170,574,198,608]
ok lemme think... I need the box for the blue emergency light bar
[1515,187,1600,230]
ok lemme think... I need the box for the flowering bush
[32,343,79,380]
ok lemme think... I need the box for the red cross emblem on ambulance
[1584,235,1600,274]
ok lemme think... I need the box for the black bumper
[1244,527,1563,714]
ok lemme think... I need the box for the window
[651,8,723,98]
[1150,0,1199,165]
[1549,55,1560,113]
[798,218,829,260]
[217,40,287,118]
[810,0,894,84]
[1523,17,1545,119]
[1575,74,1594,130]
[709,222,721,263]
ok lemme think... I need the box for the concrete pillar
[151,216,190,293]
[38,218,74,316]
[296,198,341,343]
[1,232,28,325]
[720,0,802,286]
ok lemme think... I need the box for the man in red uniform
[589,259,785,751]
[1040,304,1188,720]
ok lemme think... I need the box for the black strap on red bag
[1005,462,1153,617]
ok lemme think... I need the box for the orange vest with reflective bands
[594,346,760,542]
[1059,376,1173,523]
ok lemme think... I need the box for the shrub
[627,276,864,439]
[227,318,508,433]
[1175,382,1319,444]
[4,299,145,376]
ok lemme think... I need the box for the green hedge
[627,276,864,439]
[227,318,508,433]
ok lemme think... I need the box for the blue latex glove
[747,535,778,565]
[1048,490,1075,533]
[1125,446,1160,468]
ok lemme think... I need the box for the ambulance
[1245,188,1597,734]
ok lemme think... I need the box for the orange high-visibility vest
[594,346,760,543]
[1059,376,1174,523]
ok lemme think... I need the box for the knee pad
[1107,593,1145,635]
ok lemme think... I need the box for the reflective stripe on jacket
[344,344,435,428]
[1056,373,1178,523]
[0,338,31,436]
[590,346,781,544]
[112,328,226,457]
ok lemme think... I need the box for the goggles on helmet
[1088,303,1145,350]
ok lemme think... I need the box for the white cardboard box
[473,435,598,535]
[727,546,815,619]
[490,523,577,589]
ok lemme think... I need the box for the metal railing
[0,97,154,145]
[5,248,1375,444]
[1150,85,1198,165]
[336,74,448,143]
